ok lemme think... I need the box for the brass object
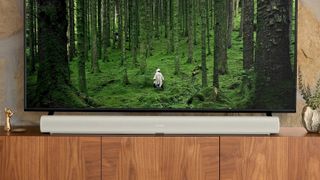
[4,108,14,132]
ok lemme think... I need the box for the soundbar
[40,116,280,135]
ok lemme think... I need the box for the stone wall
[0,0,319,126]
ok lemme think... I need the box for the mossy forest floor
[66,17,258,110]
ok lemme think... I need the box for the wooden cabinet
[289,137,320,180]
[1,128,320,180]
[0,137,4,176]
[102,137,219,180]
[0,136,40,180]
[220,136,320,180]
[220,137,289,180]
[39,137,101,180]
[0,135,219,180]
[0,135,100,180]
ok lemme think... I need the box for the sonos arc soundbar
[40,116,280,135]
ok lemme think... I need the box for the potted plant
[298,69,320,133]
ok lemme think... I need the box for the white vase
[302,106,320,133]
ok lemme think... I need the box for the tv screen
[25,0,297,112]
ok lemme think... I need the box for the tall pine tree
[36,0,84,107]
[200,0,207,87]
[215,0,228,75]
[28,0,36,73]
[255,0,294,109]
[68,0,76,62]
[187,0,193,64]
[91,0,100,73]
[243,0,254,70]
[77,0,88,94]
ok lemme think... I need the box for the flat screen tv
[24,0,297,112]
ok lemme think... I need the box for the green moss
[66,23,258,109]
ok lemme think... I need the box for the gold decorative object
[4,108,14,132]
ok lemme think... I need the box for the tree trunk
[28,0,36,73]
[140,0,147,73]
[206,0,211,55]
[91,0,100,73]
[116,0,122,49]
[36,0,84,107]
[209,0,213,30]
[131,0,138,66]
[84,0,89,62]
[239,0,244,37]
[136,0,140,40]
[144,0,152,58]
[119,0,124,64]
[234,0,240,17]
[169,0,174,53]
[193,0,197,45]
[112,0,117,48]
[166,0,170,51]
[120,0,129,85]
[33,0,39,67]
[88,0,91,53]
[178,0,183,35]
[77,0,88,94]
[254,0,294,109]
[243,0,254,70]
[288,0,292,50]
[97,0,102,60]
[102,0,109,62]
[164,0,168,38]
[227,0,234,48]
[155,0,160,39]
[200,0,207,87]
[106,0,110,47]
[148,0,153,56]
[184,0,188,36]
[215,0,228,75]
[86,0,90,58]
[124,0,129,49]
[187,0,193,64]
[151,0,154,39]
[68,0,76,62]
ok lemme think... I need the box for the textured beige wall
[0,0,319,126]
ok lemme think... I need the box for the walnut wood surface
[1,136,40,180]
[0,127,312,137]
[0,137,4,176]
[102,137,219,180]
[220,137,289,180]
[2,127,320,180]
[39,137,101,180]
[289,137,320,180]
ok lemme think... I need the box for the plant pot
[302,106,320,133]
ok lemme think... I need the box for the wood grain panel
[39,137,101,180]
[220,137,289,180]
[0,137,5,177]
[289,137,320,180]
[2,136,40,180]
[102,137,219,180]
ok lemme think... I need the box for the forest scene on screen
[26,0,296,110]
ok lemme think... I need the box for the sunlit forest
[26,0,296,110]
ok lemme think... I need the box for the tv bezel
[23,0,298,113]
